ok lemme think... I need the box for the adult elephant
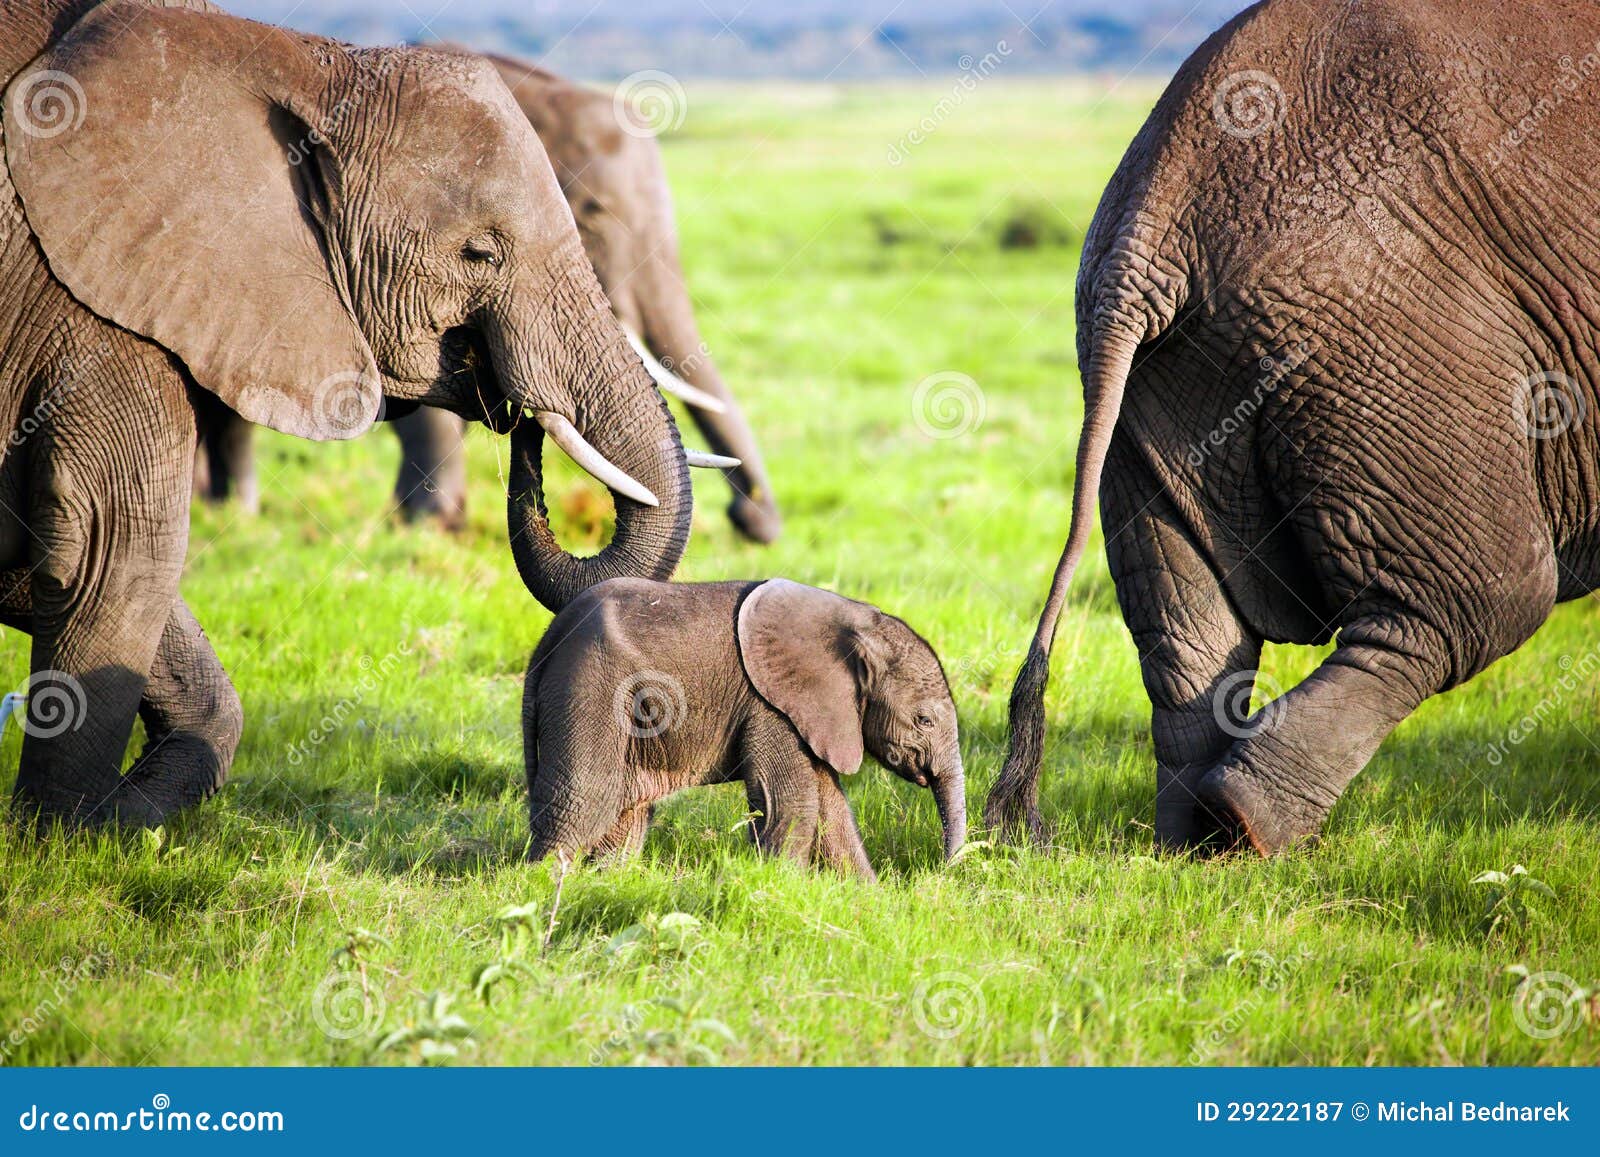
[988,0,1600,854]
[197,49,783,545]
[0,0,695,827]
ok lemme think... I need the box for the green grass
[3,79,1598,1066]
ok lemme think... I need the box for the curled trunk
[503,329,692,612]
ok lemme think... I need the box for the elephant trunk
[639,259,782,545]
[494,264,693,614]
[932,749,967,861]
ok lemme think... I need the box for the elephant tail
[986,313,1146,842]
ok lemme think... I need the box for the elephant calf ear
[3,2,381,441]
[736,579,867,776]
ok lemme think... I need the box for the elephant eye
[915,713,935,731]
[461,238,503,268]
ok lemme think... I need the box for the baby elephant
[523,578,965,879]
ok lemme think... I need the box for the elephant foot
[728,494,781,545]
[1196,763,1326,857]
[398,493,466,534]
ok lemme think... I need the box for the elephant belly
[1553,539,1600,602]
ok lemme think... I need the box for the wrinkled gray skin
[525,579,965,879]
[0,0,691,828]
[199,50,782,544]
[989,0,1600,855]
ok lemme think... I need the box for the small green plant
[376,992,474,1065]
[139,826,184,859]
[601,994,738,1066]
[332,927,393,968]
[605,912,705,970]
[469,901,543,1006]
[1472,864,1555,934]
[328,927,393,1022]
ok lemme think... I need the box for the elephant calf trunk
[934,757,967,860]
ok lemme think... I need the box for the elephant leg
[102,598,243,818]
[1204,378,1559,855]
[13,357,195,828]
[392,409,468,531]
[193,393,258,514]
[525,727,631,863]
[1107,495,1265,851]
[682,398,781,546]
[741,718,821,866]
[1197,619,1452,855]
[591,802,653,862]
[0,579,236,815]
[812,770,875,881]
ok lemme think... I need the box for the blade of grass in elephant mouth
[439,326,520,434]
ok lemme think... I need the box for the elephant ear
[737,579,874,775]
[3,2,381,440]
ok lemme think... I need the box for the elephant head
[4,3,692,612]
[480,53,783,545]
[737,580,966,860]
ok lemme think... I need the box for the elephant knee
[206,677,245,765]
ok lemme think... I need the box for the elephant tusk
[686,450,742,470]
[532,411,660,508]
[623,328,729,415]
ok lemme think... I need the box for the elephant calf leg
[1197,627,1447,855]
[813,771,875,881]
[744,760,821,868]
[525,733,634,863]
[99,599,243,822]
[590,802,653,862]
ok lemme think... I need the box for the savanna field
[2,80,1597,1066]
